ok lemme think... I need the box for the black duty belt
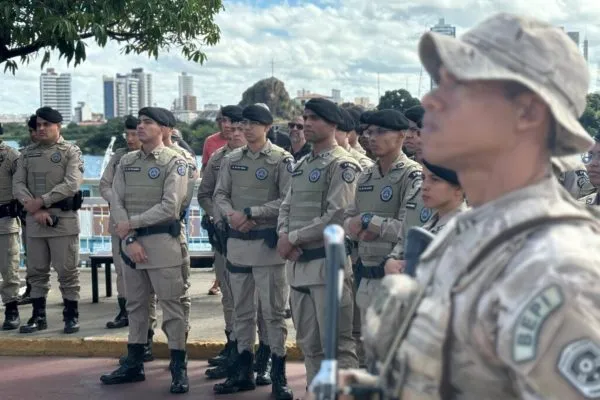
[0,200,19,219]
[226,260,252,274]
[297,244,352,263]
[356,258,385,280]
[47,190,84,211]
[290,285,310,294]
[228,228,278,248]
[135,220,181,238]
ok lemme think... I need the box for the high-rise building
[103,76,115,119]
[103,73,141,119]
[74,101,92,123]
[40,68,72,123]
[178,72,194,110]
[430,18,456,90]
[182,95,197,112]
[331,89,342,104]
[130,68,153,108]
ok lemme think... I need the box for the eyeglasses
[288,122,304,130]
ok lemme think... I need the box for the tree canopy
[581,93,600,137]
[0,0,224,73]
[377,89,421,112]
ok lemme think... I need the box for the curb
[0,337,304,361]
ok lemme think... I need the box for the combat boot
[271,354,293,400]
[106,297,128,329]
[2,301,20,330]
[213,349,256,394]
[100,343,145,385]
[169,349,189,394]
[208,330,233,366]
[119,329,154,365]
[205,339,236,379]
[19,297,47,333]
[17,281,32,305]
[63,299,80,334]
[254,342,272,386]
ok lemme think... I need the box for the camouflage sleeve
[250,156,293,222]
[288,161,359,246]
[40,145,84,208]
[129,157,188,229]
[99,152,121,203]
[277,185,291,235]
[213,156,235,222]
[12,153,34,202]
[197,154,219,217]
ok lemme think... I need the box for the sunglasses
[288,123,304,130]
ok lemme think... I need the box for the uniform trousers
[27,235,80,301]
[111,235,126,297]
[123,265,185,349]
[0,233,21,304]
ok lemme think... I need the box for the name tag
[124,167,141,172]
[292,170,304,177]
[358,185,374,192]
[27,152,42,158]
[231,165,248,171]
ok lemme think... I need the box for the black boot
[106,297,128,329]
[205,339,236,379]
[119,329,154,365]
[255,342,272,386]
[100,343,145,385]
[2,301,20,330]
[169,349,189,394]
[17,282,32,305]
[208,330,232,366]
[19,297,47,333]
[271,354,293,400]
[63,299,80,334]
[213,350,256,394]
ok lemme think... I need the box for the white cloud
[1,0,599,116]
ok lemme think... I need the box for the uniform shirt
[99,147,128,235]
[578,191,599,206]
[202,132,227,169]
[13,136,84,237]
[352,141,366,155]
[197,145,232,218]
[168,142,198,211]
[0,141,20,235]
[344,144,374,170]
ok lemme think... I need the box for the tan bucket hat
[419,13,593,157]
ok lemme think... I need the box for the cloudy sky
[1,0,599,116]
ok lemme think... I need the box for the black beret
[242,105,273,125]
[27,115,37,131]
[337,108,356,133]
[304,98,342,125]
[221,105,244,122]
[359,110,374,124]
[138,107,170,127]
[160,108,176,128]
[347,108,362,127]
[423,160,460,186]
[366,109,410,131]
[404,105,425,129]
[36,107,62,124]
[124,115,139,130]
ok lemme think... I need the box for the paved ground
[0,356,310,400]
[1,267,297,344]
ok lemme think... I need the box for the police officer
[403,105,425,165]
[0,123,22,330]
[554,160,596,199]
[212,104,294,399]
[100,115,141,330]
[579,135,600,206]
[100,107,189,394]
[277,98,360,386]
[332,13,600,400]
[335,108,373,169]
[13,107,84,334]
[345,107,367,155]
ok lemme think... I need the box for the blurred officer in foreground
[13,107,84,334]
[579,135,600,206]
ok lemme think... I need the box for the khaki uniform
[364,177,600,399]
[214,141,293,356]
[277,145,360,384]
[352,141,366,155]
[557,168,596,199]
[0,143,21,304]
[111,144,188,349]
[13,137,83,301]
[344,145,373,170]
[99,147,128,298]
[579,191,599,206]
[344,154,422,322]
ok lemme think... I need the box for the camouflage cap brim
[418,29,593,157]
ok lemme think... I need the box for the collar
[141,143,166,159]
[375,152,408,177]
[243,140,272,159]
[308,144,337,162]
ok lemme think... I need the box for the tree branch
[0,31,95,63]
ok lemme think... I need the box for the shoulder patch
[340,161,361,172]
[558,338,600,398]
[342,168,356,183]
[420,207,432,223]
[408,170,423,180]
[512,285,564,363]
[175,159,187,177]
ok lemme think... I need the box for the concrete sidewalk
[0,267,301,360]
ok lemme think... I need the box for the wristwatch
[361,213,374,231]
[244,207,252,219]
[125,236,137,246]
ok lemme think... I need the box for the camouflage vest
[23,140,76,197]
[121,148,179,215]
[356,160,419,266]
[288,146,349,247]
[0,143,17,205]
[228,145,286,227]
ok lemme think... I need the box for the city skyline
[2,1,600,115]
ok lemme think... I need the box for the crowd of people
[1,11,599,400]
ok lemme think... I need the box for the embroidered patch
[340,161,360,172]
[50,152,62,163]
[212,165,220,171]
[309,169,321,182]
[148,167,161,179]
[292,170,303,177]
[124,167,141,172]
[342,169,356,183]
[231,165,249,171]
[26,152,42,158]
[420,207,432,223]
[578,174,590,188]
[380,185,393,202]
[512,285,564,363]
[287,161,294,173]
[587,197,594,205]
[576,170,588,177]
[408,170,422,180]
[406,202,416,210]
[255,167,269,180]
[177,164,187,176]
[358,185,374,192]
[394,162,405,169]
[558,339,600,398]
[412,178,423,190]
